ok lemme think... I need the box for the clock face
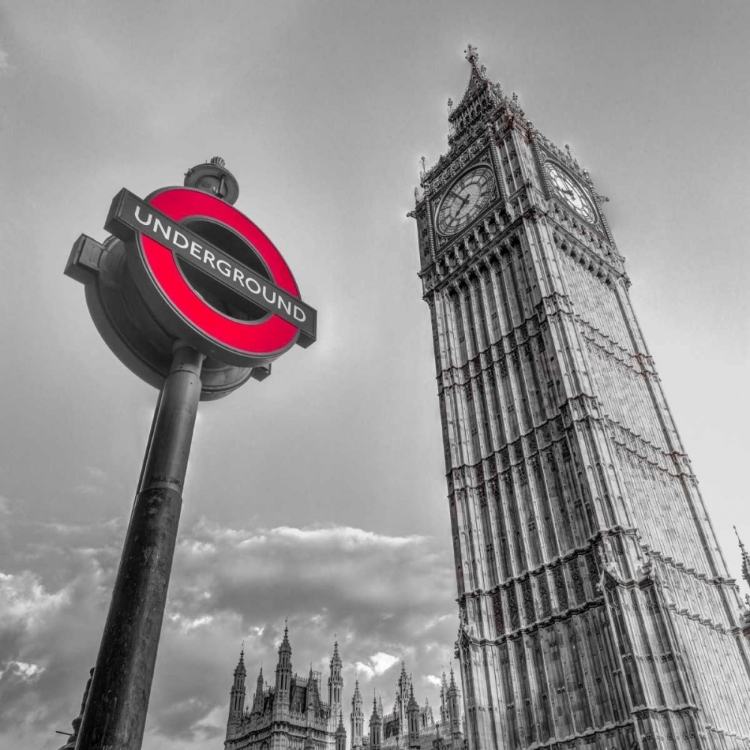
[545,163,596,223]
[436,168,494,236]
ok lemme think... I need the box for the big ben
[409,46,750,750]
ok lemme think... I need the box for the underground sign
[105,187,317,368]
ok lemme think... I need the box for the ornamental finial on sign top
[209,156,226,168]
[465,44,479,65]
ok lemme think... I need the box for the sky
[0,1,748,748]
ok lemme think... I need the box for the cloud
[0,50,13,77]
[0,519,459,749]
[84,466,108,482]
[0,661,45,682]
[71,483,102,496]
[0,571,70,631]
[354,651,400,680]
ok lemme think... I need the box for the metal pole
[76,342,205,750]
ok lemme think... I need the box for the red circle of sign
[140,187,299,357]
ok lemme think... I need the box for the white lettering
[262,287,277,305]
[277,296,292,315]
[173,231,189,250]
[134,205,152,227]
[293,306,307,323]
[153,218,171,242]
[245,277,261,294]
[203,250,216,269]
[216,259,231,277]
[190,241,202,259]
[233,268,245,286]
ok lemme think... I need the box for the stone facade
[225,640,465,750]
[224,627,344,750]
[361,662,465,750]
[408,46,750,750]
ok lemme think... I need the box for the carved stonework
[553,566,568,612]
[492,590,504,635]
[411,46,750,750]
[538,573,552,618]
[507,585,520,630]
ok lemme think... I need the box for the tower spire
[445,43,509,147]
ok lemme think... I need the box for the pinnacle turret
[335,709,347,750]
[279,623,291,654]
[369,694,383,750]
[328,638,344,726]
[447,666,461,740]
[736,527,750,588]
[408,681,419,710]
[227,647,247,740]
[234,646,246,677]
[351,678,364,750]
[407,681,420,749]
[274,623,293,716]
[252,665,264,713]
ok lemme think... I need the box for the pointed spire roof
[256,664,263,683]
[447,44,503,141]
[449,666,457,690]
[398,660,408,694]
[371,694,380,720]
[235,646,246,676]
[441,43,524,150]
[331,638,341,666]
[736,527,750,586]
[353,678,362,705]
[454,44,488,107]
[408,681,419,710]
[337,710,347,735]
[279,622,291,653]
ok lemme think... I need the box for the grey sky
[0,1,748,748]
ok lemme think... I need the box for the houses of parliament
[223,627,465,750]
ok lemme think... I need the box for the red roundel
[139,187,299,360]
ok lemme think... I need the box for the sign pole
[66,158,317,749]
[76,342,204,750]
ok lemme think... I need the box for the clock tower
[409,46,750,750]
